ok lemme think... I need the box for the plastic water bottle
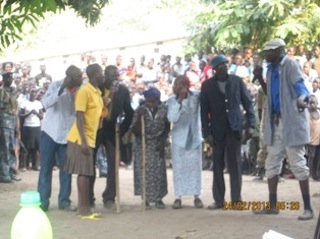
[11,191,53,239]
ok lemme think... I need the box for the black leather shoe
[207,203,222,210]
[40,205,49,212]
[0,178,12,183]
[59,204,77,212]
[298,210,314,220]
[253,208,279,215]
[103,200,116,210]
[172,199,182,209]
[11,173,21,181]
[145,201,151,210]
[155,200,166,209]
[194,198,203,209]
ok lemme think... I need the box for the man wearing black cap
[200,55,256,209]
[0,72,20,183]
[253,38,313,220]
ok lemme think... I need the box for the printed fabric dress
[132,103,168,203]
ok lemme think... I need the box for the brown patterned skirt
[64,141,94,176]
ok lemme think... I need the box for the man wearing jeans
[37,65,82,211]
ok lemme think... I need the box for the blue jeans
[37,131,72,209]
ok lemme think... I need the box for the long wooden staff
[314,211,320,239]
[115,118,121,213]
[141,114,146,211]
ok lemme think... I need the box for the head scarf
[143,88,161,101]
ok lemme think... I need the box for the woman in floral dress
[131,88,170,209]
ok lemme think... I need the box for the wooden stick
[314,211,320,239]
[141,115,146,211]
[115,121,121,213]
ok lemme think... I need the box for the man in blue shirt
[253,38,313,220]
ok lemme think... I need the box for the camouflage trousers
[0,115,16,181]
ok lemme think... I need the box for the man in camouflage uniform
[253,86,268,180]
[0,72,20,183]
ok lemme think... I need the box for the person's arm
[76,111,89,155]
[120,87,134,136]
[19,103,32,118]
[167,88,189,123]
[167,96,183,123]
[73,86,89,154]
[0,88,4,109]
[131,106,144,138]
[295,80,310,97]
[258,109,262,123]
[36,109,44,121]
[157,109,171,158]
[41,81,64,109]
[257,88,264,122]
[15,116,21,143]
[31,102,44,120]
[295,80,310,110]
[253,65,267,95]
[239,79,256,129]
[200,84,211,139]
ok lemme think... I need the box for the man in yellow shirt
[64,63,104,218]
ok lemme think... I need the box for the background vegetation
[189,0,320,53]
[2,0,320,57]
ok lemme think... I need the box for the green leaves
[190,0,320,53]
[0,0,110,52]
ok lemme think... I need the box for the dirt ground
[0,168,319,239]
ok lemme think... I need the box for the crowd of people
[0,38,319,221]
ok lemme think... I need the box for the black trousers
[89,126,130,205]
[102,138,116,203]
[89,128,117,205]
[306,144,320,180]
[212,127,242,206]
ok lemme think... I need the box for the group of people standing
[0,38,317,222]
[33,61,205,219]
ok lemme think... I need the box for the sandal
[79,212,104,220]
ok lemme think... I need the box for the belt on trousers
[272,113,281,126]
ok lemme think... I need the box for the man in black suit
[200,55,256,209]
[89,65,133,208]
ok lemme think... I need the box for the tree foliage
[188,0,320,53]
[0,0,109,51]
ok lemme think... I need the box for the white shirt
[311,89,320,105]
[131,93,144,110]
[303,69,318,84]
[142,68,158,83]
[21,100,43,127]
[41,80,76,144]
[17,93,29,110]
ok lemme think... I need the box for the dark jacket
[101,84,133,141]
[200,74,255,141]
